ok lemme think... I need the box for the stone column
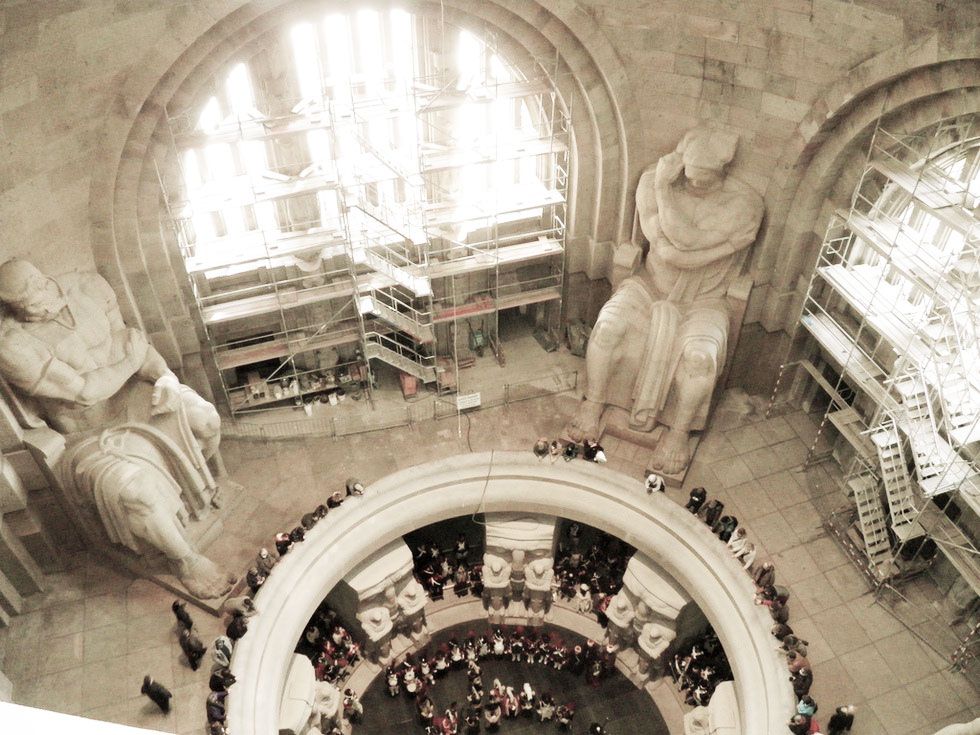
[483,513,557,625]
[328,538,429,666]
[481,552,512,625]
[604,591,636,651]
[396,576,429,640]
[356,607,393,665]
[523,556,555,622]
[608,552,693,682]
[635,622,675,679]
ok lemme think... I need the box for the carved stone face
[0,259,65,322]
[684,163,723,192]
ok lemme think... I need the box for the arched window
[164,8,568,415]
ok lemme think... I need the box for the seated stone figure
[0,258,233,598]
[569,127,764,473]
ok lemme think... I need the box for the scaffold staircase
[870,426,921,540]
[934,310,980,444]
[363,333,437,383]
[845,471,893,571]
[351,241,432,297]
[357,292,434,343]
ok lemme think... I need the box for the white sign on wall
[456,392,482,410]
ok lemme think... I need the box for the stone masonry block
[0,399,23,452]
[0,566,23,617]
[5,449,45,492]
[0,457,27,514]
[0,518,44,595]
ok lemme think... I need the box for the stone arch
[86,0,633,372]
[751,27,980,331]
[228,452,794,734]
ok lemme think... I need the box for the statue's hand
[654,151,685,189]
[150,373,181,415]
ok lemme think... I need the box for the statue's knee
[680,346,715,378]
[185,399,221,439]
[591,317,628,349]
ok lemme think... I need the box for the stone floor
[0,389,977,735]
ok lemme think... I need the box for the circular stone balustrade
[228,451,794,734]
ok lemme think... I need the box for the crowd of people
[683,484,857,735]
[298,601,363,686]
[380,625,632,733]
[412,535,484,601]
[552,523,635,622]
[140,479,367,732]
[666,629,732,707]
[532,437,607,464]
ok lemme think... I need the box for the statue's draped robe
[591,171,763,431]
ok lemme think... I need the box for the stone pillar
[328,538,429,666]
[481,552,511,625]
[356,607,393,665]
[604,592,636,651]
[608,552,693,682]
[635,622,676,679]
[523,556,555,622]
[483,513,557,625]
[396,576,428,640]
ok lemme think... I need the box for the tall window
[172,8,557,272]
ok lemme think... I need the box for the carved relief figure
[0,259,232,597]
[569,128,764,473]
[604,592,636,651]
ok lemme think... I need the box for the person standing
[685,486,707,512]
[645,470,666,494]
[179,628,207,671]
[171,600,193,629]
[141,675,172,713]
[827,705,856,735]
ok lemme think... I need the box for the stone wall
[0,0,976,361]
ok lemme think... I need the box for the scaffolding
[769,115,980,649]
[160,24,569,417]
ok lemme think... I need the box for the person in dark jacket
[827,704,856,735]
[209,667,236,692]
[790,667,813,698]
[171,600,193,630]
[178,627,207,671]
[141,675,172,713]
[701,499,724,527]
[226,610,249,641]
[685,486,707,513]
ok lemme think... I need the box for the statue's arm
[81,273,170,381]
[0,327,147,408]
[657,192,763,270]
[81,272,127,333]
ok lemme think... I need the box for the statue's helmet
[678,127,739,171]
[0,258,44,305]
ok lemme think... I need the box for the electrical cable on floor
[470,448,494,526]
[463,410,473,452]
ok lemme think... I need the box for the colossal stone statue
[569,127,764,473]
[0,258,233,598]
